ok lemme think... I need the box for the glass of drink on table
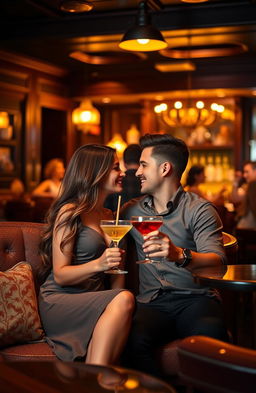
[100,220,132,274]
[131,216,163,263]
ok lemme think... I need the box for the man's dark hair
[123,144,141,166]
[140,133,189,180]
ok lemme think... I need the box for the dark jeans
[122,291,229,377]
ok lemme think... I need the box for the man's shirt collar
[142,185,184,216]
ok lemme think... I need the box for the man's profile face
[243,163,256,183]
[136,147,163,195]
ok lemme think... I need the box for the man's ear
[161,161,172,177]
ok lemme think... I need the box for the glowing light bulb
[174,101,183,109]
[211,103,219,111]
[81,111,92,122]
[137,39,150,45]
[196,101,205,109]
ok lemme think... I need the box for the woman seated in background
[32,158,65,198]
[185,165,226,206]
[38,144,135,366]
[236,180,256,229]
[4,178,34,221]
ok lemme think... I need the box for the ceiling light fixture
[72,99,100,134]
[119,1,167,52]
[155,99,227,129]
[154,71,234,129]
[60,0,93,13]
[107,133,127,158]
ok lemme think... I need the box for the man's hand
[142,230,182,262]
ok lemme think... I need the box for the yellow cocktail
[100,224,132,244]
[100,220,132,274]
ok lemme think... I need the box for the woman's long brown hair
[39,144,115,274]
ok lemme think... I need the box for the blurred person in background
[32,158,65,198]
[105,144,142,211]
[236,180,256,229]
[185,165,226,206]
[229,161,256,206]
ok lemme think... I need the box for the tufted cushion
[0,262,44,348]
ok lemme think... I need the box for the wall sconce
[119,1,167,52]
[72,100,100,134]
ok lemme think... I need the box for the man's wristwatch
[175,248,192,268]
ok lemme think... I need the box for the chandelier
[154,100,227,129]
[72,99,100,135]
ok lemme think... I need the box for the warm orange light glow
[72,100,100,134]
[72,100,100,124]
[107,133,127,157]
[0,112,9,128]
[119,38,167,52]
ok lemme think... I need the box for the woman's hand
[97,247,125,272]
[142,230,182,262]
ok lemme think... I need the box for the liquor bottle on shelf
[215,155,223,182]
[222,155,230,182]
[199,154,206,167]
[205,155,215,182]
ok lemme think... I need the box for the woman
[32,158,65,198]
[38,144,135,365]
[185,165,225,206]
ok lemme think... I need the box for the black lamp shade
[119,1,167,52]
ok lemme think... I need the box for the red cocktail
[131,220,162,235]
[131,216,163,263]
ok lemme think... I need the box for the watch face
[183,248,192,260]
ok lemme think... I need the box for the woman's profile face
[103,154,124,194]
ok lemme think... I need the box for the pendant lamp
[72,100,100,134]
[119,1,167,52]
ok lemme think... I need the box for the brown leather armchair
[0,221,56,361]
[177,335,256,393]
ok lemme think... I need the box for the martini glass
[100,220,132,274]
[131,216,163,264]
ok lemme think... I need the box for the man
[104,144,142,211]
[230,161,256,205]
[121,134,228,376]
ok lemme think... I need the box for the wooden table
[193,264,256,348]
[0,361,177,393]
[193,264,256,291]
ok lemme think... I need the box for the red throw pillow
[0,262,44,348]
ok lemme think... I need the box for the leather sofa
[0,221,237,377]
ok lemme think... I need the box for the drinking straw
[115,195,122,225]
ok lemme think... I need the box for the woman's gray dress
[39,226,124,361]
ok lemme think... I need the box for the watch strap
[175,248,192,268]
